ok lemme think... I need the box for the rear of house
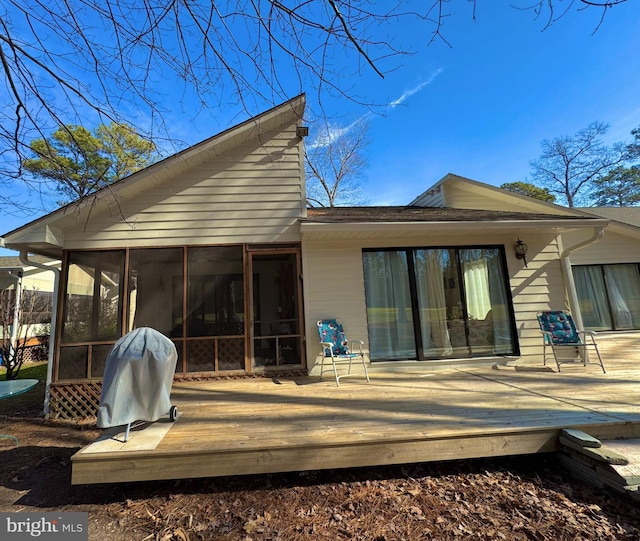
[3,99,632,420]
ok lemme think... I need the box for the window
[363,246,517,361]
[574,264,640,331]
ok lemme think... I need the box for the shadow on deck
[71,335,640,485]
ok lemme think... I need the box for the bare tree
[0,1,630,210]
[0,286,51,380]
[529,122,627,207]
[305,119,369,207]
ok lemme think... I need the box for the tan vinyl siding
[302,232,564,371]
[564,229,640,265]
[443,183,576,215]
[302,240,370,373]
[509,235,568,365]
[61,125,303,249]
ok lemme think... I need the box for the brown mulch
[0,401,639,540]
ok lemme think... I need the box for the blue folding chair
[317,319,370,386]
[537,311,606,373]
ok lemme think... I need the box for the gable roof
[2,95,306,257]
[409,174,640,242]
[305,206,577,223]
[576,207,640,228]
[410,173,579,215]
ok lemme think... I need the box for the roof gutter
[19,251,60,417]
[300,218,610,239]
[559,226,606,331]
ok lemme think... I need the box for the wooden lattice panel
[49,382,101,420]
[187,340,215,372]
[218,338,244,370]
[58,346,89,380]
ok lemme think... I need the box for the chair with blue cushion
[316,319,370,386]
[537,310,606,373]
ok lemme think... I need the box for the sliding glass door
[574,264,640,330]
[362,251,416,360]
[363,246,517,362]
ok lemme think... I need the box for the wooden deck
[72,336,640,485]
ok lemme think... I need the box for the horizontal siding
[510,236,567,364]
[444,183,575,215]
[565,229,640,265]
[62,124,304,249]
[303,241,369,372]
[303,232,565,371]
[445,184,513,210]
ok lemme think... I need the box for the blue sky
[2,1,640,254]
[340,1,640,205]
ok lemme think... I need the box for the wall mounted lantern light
[514,238,528,268]
[296,126,309,138]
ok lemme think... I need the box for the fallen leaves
[1,421,639,541]
[99,457,640,540]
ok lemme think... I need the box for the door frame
[245,244,305,372]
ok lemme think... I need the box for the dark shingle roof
[303,206,592,223]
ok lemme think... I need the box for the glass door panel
[414,249,453,358]
[461,248,514,355]
[363,251,416,360]
[604,264,640,329]
[574,266,612,330]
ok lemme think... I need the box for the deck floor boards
[72,350,640,484]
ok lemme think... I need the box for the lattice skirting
[49,382,102,420]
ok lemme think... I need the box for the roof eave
[300,218,609,239]
[2,94,306,243]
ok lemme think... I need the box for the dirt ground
[1,399,640,541]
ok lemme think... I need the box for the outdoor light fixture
[514,238,528,267]
[296,126,309,138]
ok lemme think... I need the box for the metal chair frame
[537,311,606,374]
[317,319,370,386]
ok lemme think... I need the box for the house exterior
[2,96,629,419]
[410,174,640,335]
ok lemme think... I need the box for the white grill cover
[97,327,177,428]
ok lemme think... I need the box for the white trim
[19,252,60,416]
[300,218,609,239]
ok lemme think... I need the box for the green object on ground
[558,436,629,465]
[561,428,601,448]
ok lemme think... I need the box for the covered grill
[97,327,178,439]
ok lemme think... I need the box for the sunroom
[57,244,304,382]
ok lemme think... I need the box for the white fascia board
[300,218,610,238]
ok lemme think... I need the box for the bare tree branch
[0,0,630,213]
[305,118,369,207]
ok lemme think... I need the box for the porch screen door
[250,251,303,368]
